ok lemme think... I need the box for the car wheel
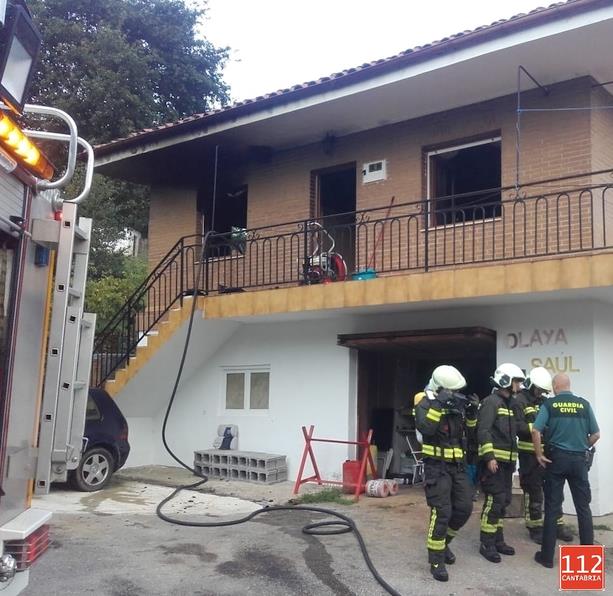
[70,447,115,492]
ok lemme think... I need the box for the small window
[428,138,501,226]
[250,372,270,409]
[225,372,245,409]
[85,396,102,422]
[224,369,270,411]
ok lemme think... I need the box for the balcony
[92,172,613,387]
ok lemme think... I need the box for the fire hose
[155,232,402,596]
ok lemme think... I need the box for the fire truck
[0,2,95,593]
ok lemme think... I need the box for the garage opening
[338,327,496,479]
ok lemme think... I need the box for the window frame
[85,395,102,422]
[220,366,271,415]
[425,135,502,228]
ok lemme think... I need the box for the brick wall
[148,186,199,271]
[590,85,613,247]
[147,77,608,279]
[245,77,593,224]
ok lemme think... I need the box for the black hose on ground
[155,234,403,596]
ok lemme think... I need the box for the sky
[203,0,549,103]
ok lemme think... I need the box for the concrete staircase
[104,296,205,398]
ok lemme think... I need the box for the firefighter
[415,365,478,582]
[515,367,573,544]
[477,363,523,563]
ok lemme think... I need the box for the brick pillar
[147,186,200,271]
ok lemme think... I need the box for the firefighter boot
[557,524,574,542]
[444,546,456,565]
[529,527,543,545]
[429,552,449,582]
[444,536,456,565]
[495,529,516,556]
[479,543,501,563]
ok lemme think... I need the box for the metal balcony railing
[91,172,613,387]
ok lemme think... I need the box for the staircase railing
[91,234,204,386]
[91,173,613,388]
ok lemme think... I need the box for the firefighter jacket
[514,389,541,454]
[415,393,477,463]
[477,390,518,463]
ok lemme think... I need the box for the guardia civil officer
[414,365,478,582]
[477,363,524,563]
[515,367,573,544]
[532,373,600,569]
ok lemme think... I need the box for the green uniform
[534,391,600,566]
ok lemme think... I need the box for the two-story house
[93,0,613,514]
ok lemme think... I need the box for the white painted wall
[121,297,611,513]
[592,302,613,516]
[157,319,355,481]
[496,302,597,516]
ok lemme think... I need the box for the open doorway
[338,327,496,478]
[315,164,356,273]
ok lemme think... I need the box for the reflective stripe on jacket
[415,395,476,463]
[477,390,518,463]
[514,389,541,453]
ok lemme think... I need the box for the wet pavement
[24,469,613,595]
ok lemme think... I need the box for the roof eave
[94,0,608,165]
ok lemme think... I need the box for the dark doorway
[339,327,496,477]
[316,165,356,273]
[197,148,248,257]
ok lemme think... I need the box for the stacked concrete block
[194,450,287,484]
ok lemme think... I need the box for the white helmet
[429,365,466,391]
[525,366,552,393]
[492,363,525,389]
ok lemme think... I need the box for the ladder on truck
[35,201,96,493]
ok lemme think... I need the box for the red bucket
[342,460,365,494]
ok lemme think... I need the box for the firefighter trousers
[519,452,565,530]
[519,453,544,528]
[480,460,514,546]
[424,459,473,563]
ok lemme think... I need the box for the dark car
[69,388,130,491]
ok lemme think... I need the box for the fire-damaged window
[212,185,248,236]
[427,137,501,226]
[200,185,248,257]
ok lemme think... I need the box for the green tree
[27,0,229,279]
[29,0,229,143]
[85,257,148,332]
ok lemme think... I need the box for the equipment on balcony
[303,221,347,284]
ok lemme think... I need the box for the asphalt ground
[23,473,613,596]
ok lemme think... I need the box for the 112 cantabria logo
[559,545,605,591]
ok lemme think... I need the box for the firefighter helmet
[492,363,525,389]
[429,365,466,391]
[413,391,426,407]
[525,366,552,393]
